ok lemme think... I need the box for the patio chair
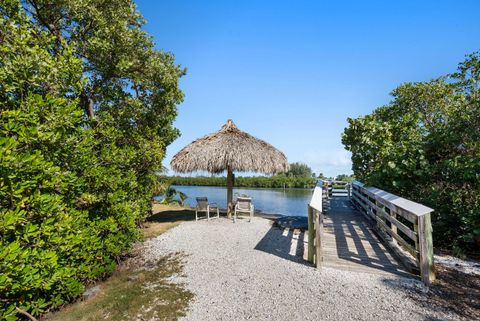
[234,197,254,222]
[195,197,219,221]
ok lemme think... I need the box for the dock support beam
[307,205,323,267]
[307,181,324,268]
[418,212,435,284]
[307,205,314,263]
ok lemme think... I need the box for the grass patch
[140,203,197,240]
[46,253,193,321]
[141,221,182,240]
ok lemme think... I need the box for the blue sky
[136,0,480,177]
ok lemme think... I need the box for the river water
[167,185,314,217]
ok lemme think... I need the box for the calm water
[165,185,314,217]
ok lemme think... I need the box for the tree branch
[27,0,64,44]
[15,307,38,321]
[81,91,96,122]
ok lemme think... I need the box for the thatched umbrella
[171,119,289,216]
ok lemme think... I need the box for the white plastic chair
[234,197,254,222]
[195,197,219,221]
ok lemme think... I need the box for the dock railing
[351,181,435,284]
[307,181,327,268]
[324,180,351,198]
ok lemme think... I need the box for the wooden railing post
[315,209,323,268]
[418,212,435,284]
[308,181,324,267]
[391,211,398,246]
[307,205,315,263]
[351,180,435,284]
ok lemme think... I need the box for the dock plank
[319,197,412,277]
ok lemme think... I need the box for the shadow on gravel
[254,225,311,265]
[381,265,480,320]
[147,208,197,223]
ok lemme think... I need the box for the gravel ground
[142,217,464,321]
[435,253,480,276]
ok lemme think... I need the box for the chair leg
[234,208,236,223]
[195,209,198,221]
[207,206,210,221]
[217,208,219,219]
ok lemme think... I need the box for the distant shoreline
[163,175,318,189]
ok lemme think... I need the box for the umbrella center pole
[227,168,234,218]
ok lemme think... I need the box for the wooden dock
[307,180,435,284]
[321,197,411,277]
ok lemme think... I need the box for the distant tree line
[168,175,317,189]
[335,174,355,182]
[167,162,320,188]
[342,52,480,255]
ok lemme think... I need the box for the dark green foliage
[169,175,317,189]
[0,0,183,319]
[342,52,480,253]
[286,162,314,178]
[160,187,188,206]
[335,174,355,182]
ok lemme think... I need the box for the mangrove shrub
[342,52,480,253]
[0,0,184,318]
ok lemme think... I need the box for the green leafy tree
[286,162,313,178]
[317,173,327,179]
[1,0,184,318]
[342,52,480,253]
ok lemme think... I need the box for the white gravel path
[143,217,463,321]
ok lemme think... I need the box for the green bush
[342,52,480,253]
[0,1,183,319]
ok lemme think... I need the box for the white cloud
[300,148,352,177]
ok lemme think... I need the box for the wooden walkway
[320,197,411,277]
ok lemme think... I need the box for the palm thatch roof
[171,120,289,174]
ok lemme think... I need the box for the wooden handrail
[351,181,435,284]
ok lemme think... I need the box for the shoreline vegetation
[165,175,317,189]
